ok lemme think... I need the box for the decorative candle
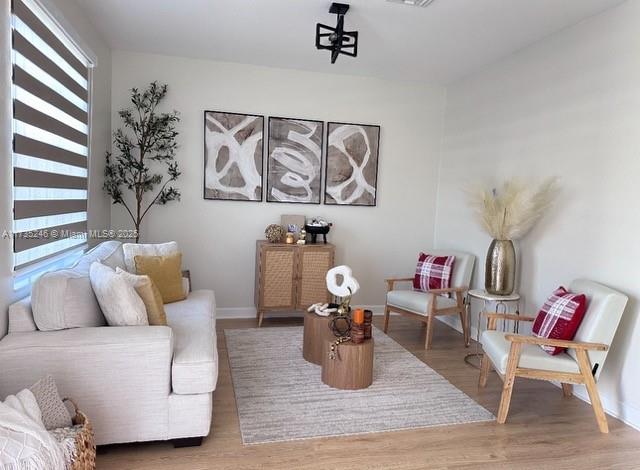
[353,308,364,325]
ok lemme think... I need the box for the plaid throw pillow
[413,253,455,297]
[532,287,588,355]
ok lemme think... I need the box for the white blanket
[0,389,66,470]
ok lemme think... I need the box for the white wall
[434,0,640,428]
[0,0,111,337]
[110,51,446,315]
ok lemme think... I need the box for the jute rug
[225,326,494,445]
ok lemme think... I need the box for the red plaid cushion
[532,287,588,355]
[413,253,455,297]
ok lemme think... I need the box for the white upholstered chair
[383,250,475,350]
[479,279,628,433]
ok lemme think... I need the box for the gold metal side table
[464,289,521,369]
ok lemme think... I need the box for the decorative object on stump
[307,302,337,317]
[467,178,558,295]
[104,82,181,242]
[306,218,332,244]
[264,224,285,243]
[363,309,373,340]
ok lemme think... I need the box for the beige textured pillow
[122,241,179,273]
[134,253,186,304]
[89,262,148,326]
[29,375,72,430]
[116,268,167,325]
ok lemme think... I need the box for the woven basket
[63,398,96,470]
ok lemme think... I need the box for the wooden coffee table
[302,311,335,365]
[321,339,374,390]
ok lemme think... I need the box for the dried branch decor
[467,177,558,240]
[104,82,181,242]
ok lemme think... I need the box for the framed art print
[324,122,380,206]
[266,116,323,204]
[204,110,264,201]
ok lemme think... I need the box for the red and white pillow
[413,253,456,297]
[532,287,588,355]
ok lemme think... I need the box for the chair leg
[479,353,491,388]
[576,349,609,433]
[383,305,391,333]
[459,311,469,347]
[497,342,522,424]
[561,383,573,398]
[424,313,434,350]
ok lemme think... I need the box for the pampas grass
[467,177,558,240]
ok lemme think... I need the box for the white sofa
[0,242,218,446]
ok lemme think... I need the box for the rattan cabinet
[255,240,335,327]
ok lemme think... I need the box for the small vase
[485,239,516,295]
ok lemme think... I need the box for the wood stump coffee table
[302,311,335,365]
[321,339,374,390]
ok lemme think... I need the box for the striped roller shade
[11,0,92,271]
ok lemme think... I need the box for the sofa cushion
[31,269,105,331]
[165,290,218,394]
[481,330,580,375]
[8,297,37,333]
[72,241,125,274]
[116,268,167,326]
[122,241,179,273]
[89,262,148,327]
[134,253,185,304]
[387,290,456,315]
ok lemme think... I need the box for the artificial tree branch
[104,81,180,242]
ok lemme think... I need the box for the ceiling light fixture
[316,3,358,64]
[386,0,436,7]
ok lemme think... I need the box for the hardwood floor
[97,316,640,470]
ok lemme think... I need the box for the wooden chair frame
[478,312,610,433]
[383,278,470,350]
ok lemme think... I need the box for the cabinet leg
[257,311,264,327]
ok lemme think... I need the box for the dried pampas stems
[467,177,559,240]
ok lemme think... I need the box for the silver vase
[485,239,516,295]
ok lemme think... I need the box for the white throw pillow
[122,241,179,273]
[31,270,105,331]
[89,262,148,326]
[72,241,125,274]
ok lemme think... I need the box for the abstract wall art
[204,110,264,201]
[266,117,323,204]
[324,122,380,206]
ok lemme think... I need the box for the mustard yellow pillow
[116,268,167,325]
[134,253,186,304]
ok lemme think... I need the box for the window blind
[11,0,91,271]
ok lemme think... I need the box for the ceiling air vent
[386,0,436,7]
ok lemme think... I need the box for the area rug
[225,326,494,444]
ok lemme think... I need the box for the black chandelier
[315,3,358,64]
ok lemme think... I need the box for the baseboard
[217,305,386,320]
[436,316,640,431]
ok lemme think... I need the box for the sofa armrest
[8,296,37,333]
[0,326,174,399]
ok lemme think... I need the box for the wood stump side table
[321,339,374,390]
[302,311,334,365]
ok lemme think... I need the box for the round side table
[464,289,521,369]
[302,311,335,365]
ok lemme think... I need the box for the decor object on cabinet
[281,214,306,239]
[203,110,264,201]
[104,82,180,242]
[267,117,323,204]
[264,224,285,243]
[255,241,335,326]
[305,217,332,244]
[479,279,628,434]
[384,249,475,350]
[297,229,307,245]
[325,122,380,206]
[316,3,358,64]
[467,177,558,295]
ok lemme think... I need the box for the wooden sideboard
[254,240,335,327]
